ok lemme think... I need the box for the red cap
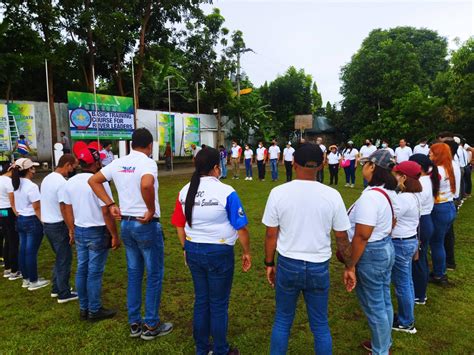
[73,141,88,158]
[88,141,103,152]
[393,161,422,180]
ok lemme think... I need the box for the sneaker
[244,177,249,181]
[130,323,142,338]
[22,279,30,288]
[414,297,426,305]
[361,340,392,354]
[249,177,253,181]
[344,183,350,187]
[3,269,11,278]
[429,274,449,286]
[80,309,88,320]
[88,307,117,322]
[140,322,174,340]
[446,264,456,271]
[0,258,4,268]
[392,319,417,334]
[28,279,50,291]
[350,184,354,188]
[8,271,22,280]
[57,292,78,304]
[52,287,74,298]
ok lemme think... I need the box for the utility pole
[235,48,254,134]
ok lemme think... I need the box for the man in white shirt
[100,142,114,166]
[262,143,352,354]
[394,139,413,163]
[282,142,295,182]
[268,139,281,181]
[381,140,395,157]
[41,154,78,303]
[89,128,173,339]
[230,140,242,179]
[359,139,377,187]
[413,138,429,155]
[256,141,268,181]
[316,137,327,183]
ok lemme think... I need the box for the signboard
[8,103,37,150]
[183,116,200,155]
[0,105,10,151]
[68,91,135,140]
[294,114,313,130]
[158,113,175,157]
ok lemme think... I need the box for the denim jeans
[344,160,356,184]
[412,214,434,301]
[464,165,472,195]
[121,220,164,328]
[271,255,331,355]
[391,237,418,326]
[44,221,73,299]
[17,215,44,282]
[257,160,266,180]
[316,167,324,183]
[245,159,253,178]
[220,158,227,178]
[185,241,234,355]
[355,237,395,355]
[75,225,109,313]
[0,208,19,272]
[430,202,456,277]
[270,159,278,180]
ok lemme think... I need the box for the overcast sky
[202,0,473,105]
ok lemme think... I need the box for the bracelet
[264,259,275,267]
[106,202,116,208]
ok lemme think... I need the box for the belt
[121,215,160,223]
[391,235,417,241]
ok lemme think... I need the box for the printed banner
[0,105,10,151]
[8,103,37,153]
[68,91,135,140]
[183,116,200,156]
[158,113,175,157]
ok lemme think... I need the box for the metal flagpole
[131,56,137,129]
[91,64,100,147]
[45,59,55,171]
[167,77,173,173]
[196,82,200,114]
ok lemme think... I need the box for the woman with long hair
[342,140,359,188]
[409,154,439,304]
[171,147,251,355]
[11,158,49,290]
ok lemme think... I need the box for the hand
[343,266,357,292]
[242,253,251,272]
[111,236,121,250]
[266,266,276,288]
[109,205,122,220]
[137,209,155,224]
[68,230,75,245]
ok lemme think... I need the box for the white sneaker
[28,279,50,291]
[8,271,22,280]
[249,177,253,181]
[350,184,354,188]
[244,177,248,180]
[344,183,350,187]
[57,292,79,304]
[22,279,30,288]
[3,269,11,278]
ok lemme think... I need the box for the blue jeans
[270,159,278,180]
[344,160,356,184]
[430,202,456,277]
[185,241,234,355]
[271,255,331,355]
[121,220,164,328]
[245,159,252,177]
[220,158,227,178]
[17,215,44,283]
[412,214,434,301]
[391,237,418,326]
[44,221,73,299]
[356,237,395,355]
[75,226,109,312]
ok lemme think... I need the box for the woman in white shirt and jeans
[342,141,359,188]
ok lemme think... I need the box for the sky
[202,0,473,105]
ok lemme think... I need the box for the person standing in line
[409,154,438,305]
[0,163,19,280]
[381,140,395,157]
[262,144,353,355]
[315,137,327,183]
[327,145,341,185]
[164,142,172,171]
[41,154,79,303]
[454,137,469,201]
[219,145,228,179]
[342,141,359,188]
[13,135,30,157]
[462,138,472,198]
[230,140,242,179]
[268,140,281,182]
[100,142,115,167]
[394,139,413,163]
[60,132,71,154]
[282,142,295,182]
[256,141,268,181]
[171,147,251,355]
[11,158,50,290]
[89,128,173,338]
[359,139,377,188]
[63,144,120,322]
[191,144,202,162]
[244,144,254,181]
[391,161,423,334]
[413,138,430,156]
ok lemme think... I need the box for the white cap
[14,158,39,171]
[454,136,461,144]
[287,142,291,145]
[348,140,354,145]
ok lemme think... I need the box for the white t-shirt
[283,147,295,161]
[343,148,358,160]
[417,175,434,216]
[391,193,420,238]
[230,145,241,158]
[63,173,112,228]
[171,177,248,246]
[100,149,114,166]
[244,149,253,160]
[40,172,66,223]
[101,150,161,217]
[456,146,469,167]
[268,145,281,160]
[256,147,267,161]
[327,152,341,165]
[453,160,461,199]
[359,145,377,158]
[262,180,351,263]
[192,146,202,157]
[382,147,395,157]
[348,187,399,243]
[14,178,41,217]
[319,144,327,154]
[0,175,13,209]
[413,144,429,155]
[395,146,413,163]
[435,164,459,203]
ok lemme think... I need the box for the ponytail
[429,164,440,198]
[11,166,21,191]
[185,171,201,227]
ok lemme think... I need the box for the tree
[311,82,322,112]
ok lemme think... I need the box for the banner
[68,91,135,140]
[183,116,200,155]
[158,113,175,157]
[8,103,37,150]
[0,105,10,151]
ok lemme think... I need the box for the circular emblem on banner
[70,108,92,130]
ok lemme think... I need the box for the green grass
[1,167,473,354]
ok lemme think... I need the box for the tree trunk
[47,62,58,147]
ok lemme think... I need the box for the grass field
[0,166,473,354]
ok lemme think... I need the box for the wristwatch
[264,259,275,267]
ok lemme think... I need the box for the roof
[305,115,335,133]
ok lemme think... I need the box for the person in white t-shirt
[413,138,429,156]
[316,137,327,183]
[243,144,254,181]
[268,140,281,181]
[256,141,268,181]
[41,154,79,303]
[381,140,395,157]
[282,142,295,182]
[11,158,50,291]
[342,141,359,188]
[230,140,242,179]
[262,143,352,354]
[394,139,413,163]
[100,142,114,166]
[327,145,341,185]
[359,139,377,187]
[89,128,173,337]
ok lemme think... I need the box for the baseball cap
[76,148,105,164]
[393,161,422,180]
[14,158,39,171]
[287,141,292,145]
[347,140,354,145]
[359,149,395,170]
[294,144,323,168]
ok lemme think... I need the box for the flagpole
[131,56,137,129]
[45,59,54,171]
[92,64,99,147]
